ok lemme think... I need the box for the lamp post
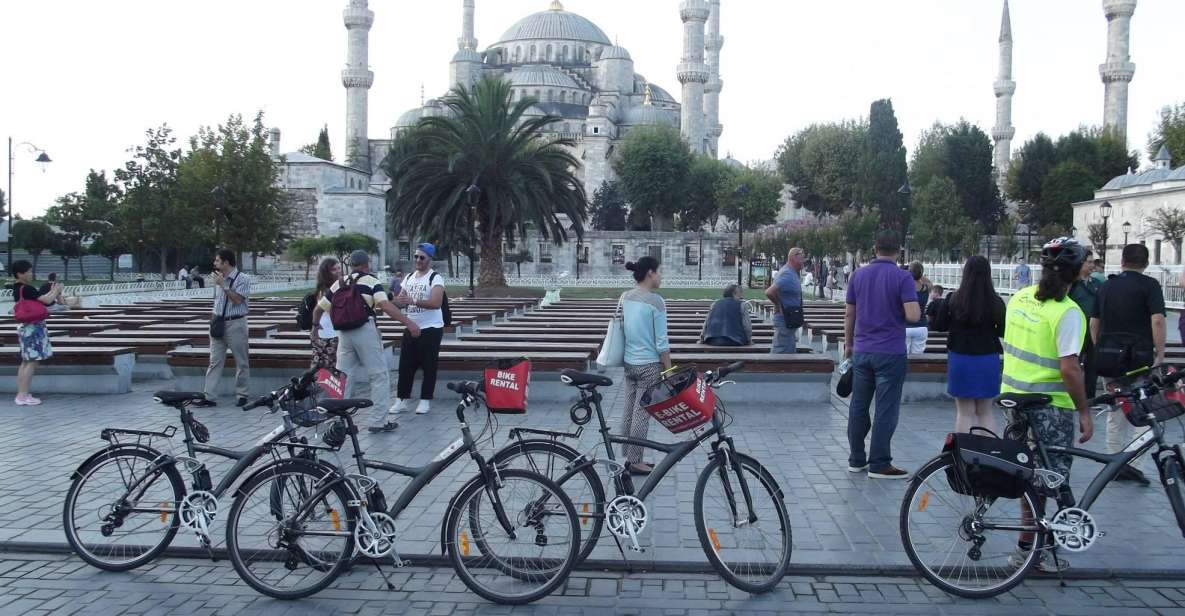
[897,181,913,261]
[735,184,749,287]
[465,183,481,297]
[1122,220,1131,246]
[1100,201,1113,265]
[210,185,226,245]
[7,138,52,273]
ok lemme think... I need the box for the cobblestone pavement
[4,550,1185,615]
[3,371,1184,574]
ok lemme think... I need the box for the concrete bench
[667,353,835,403]
[168,342,396,396]
[435,351,591,403]
[0,346,135,394]
[44,336,190,380]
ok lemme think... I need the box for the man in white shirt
[392,243,447,414]
[179,266,190,289]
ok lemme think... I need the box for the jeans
[770,321,799,354]
[847,351,908,471]
[336,320,391,426]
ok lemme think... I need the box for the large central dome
[493,2,611,46]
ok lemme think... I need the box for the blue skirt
[947,352,1002,399]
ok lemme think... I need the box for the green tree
[1146,206,1185,264]
[613,125,691,232]
[299,125,334,161]
[910,120,1003,231]
[1148,102,1185,166]
[1007,133,1058,207]
[1037,161,1096,230]
[384,77,586,289]
[0,188,6,220]
[775,120,866,217]
[328,233,380,262]
[286,236,331,279]
[11,219,55,271]
[679,156,734,231]
[909,177,980,259]
[88,230,131,281]
[996,214,1020,260]
[51,234,86,281]
[43,170,119,280]
[589,181,628,231]
[837,209,881,257]
[114,124,188,277]
[857,99,909,232]
[717,167,782,232]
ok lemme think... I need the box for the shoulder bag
[209,274,237,339]
[595,294,626,368]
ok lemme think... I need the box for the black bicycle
[900,366,1185,598]
[224,380,581,604]
[63,370,332,572]
[491,361,793,593]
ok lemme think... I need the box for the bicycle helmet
[1040,236,1088,269]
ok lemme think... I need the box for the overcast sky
[2,0,1182,219]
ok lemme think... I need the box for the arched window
[562,45,569,62]
[533,89,541,101]
[545,89,554,102]
[514,46,522,62]
[576,46,583,62]
[545,44,553,61]
[529,45,537,61]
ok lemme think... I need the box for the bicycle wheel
[225,459,355,600]
[446,468,580,605]
[900,454,1043,599]
[63,447,184,571]
[694,452,792,593]
[493,440,605,564]
[1159,453,1185,538]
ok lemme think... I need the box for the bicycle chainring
[179,491,219,535]
[1049,507,1099,552]
[355,512,397,559]
[605,495,648,539]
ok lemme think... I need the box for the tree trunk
[110,257,116,281]
[61,258,69,281]
[251,252,258,274]
[31,253,39,273]
[159,243,168,281]
[79,255,86,280]
[478,230,506,289]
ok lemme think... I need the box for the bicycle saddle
[995,393,1052,411]
[317,398,374,416]
[560,369,613,388]
[152,391,209,407]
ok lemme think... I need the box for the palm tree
[383,77,587,289]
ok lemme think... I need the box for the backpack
[329,275,371,331]
[405,271,452,327]
[296,292,317,331]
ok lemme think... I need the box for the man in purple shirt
[844,231,921,479]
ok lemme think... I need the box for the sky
[1,0,1183,220]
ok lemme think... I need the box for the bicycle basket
[642,368,717,434]
[283,370,348,427]
[942,428,1035,500]
[483,357,530,414]
[1126,391,1185,428]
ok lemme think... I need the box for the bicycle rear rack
[101,426,177,445]
[508,426,583,442]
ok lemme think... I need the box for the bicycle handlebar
[708,361,745,381]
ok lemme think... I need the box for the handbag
[13,297,49,324]
[595,295,626,368]
[209,274,236,339]
[781,305,804,329]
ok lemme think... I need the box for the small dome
[621,103,673,127]
[508,64,581,89]
[452,48,482,63]
[494,6,611,46]
[600,45,631,61]
[1101,168,1174,190]
[722,155,745,170]
[633,75,677,104]
[395,107,422,128]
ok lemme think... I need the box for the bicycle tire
[1159,454,1185,539]
[63,447,184,572]
[225,459,355,600]
[492,439,606,565]
[900,454,1043,599]
[445,468,580,605]
[693,452,792,594]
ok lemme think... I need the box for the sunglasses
[414,254,429,261]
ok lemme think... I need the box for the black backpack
[406,272,452,327]
[296,292,317,331]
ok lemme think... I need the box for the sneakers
[1009,548,1070,573]
[390,399,411,414]
[847,464,869,473]
[14,394,41,406]
[192,398,217,408]
[367,418,400,433]
[415,400,431,415]
[869,466,910,480]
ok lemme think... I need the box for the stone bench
[0,346,136,394]
[167,342,396,396]
[45,336,190,380]
[667,353,836,403]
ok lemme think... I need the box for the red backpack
[329,275,372,331]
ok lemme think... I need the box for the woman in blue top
[620,256,671,475]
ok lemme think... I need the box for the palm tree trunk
[478,231,506,289]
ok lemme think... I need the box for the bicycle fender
[232,457,348,500]
[70,444,173,481]
[439,474,487,555]
[491,439,584,467]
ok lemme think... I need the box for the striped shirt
[212,269,251,318]
[317,271,389,318]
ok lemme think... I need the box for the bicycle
[900,366,1185,598]
[224,380,581,604]
[491,361,793,594]
[63,370,333,573]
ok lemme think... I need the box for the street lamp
[7,138,52,272]
[1100,201,1113,264]
[210,185,227,244]
[898,181,913,261]
[735,184,749,287]
[1122,220,1131,246]
[465,183,481,297]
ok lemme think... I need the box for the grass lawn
[260,285,778,301]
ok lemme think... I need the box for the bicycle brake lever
[712,379,737,389]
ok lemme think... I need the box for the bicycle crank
[605,495,648,552]
[1048,507,1102,552]
[179,491,219,541]
[355,512,398,559]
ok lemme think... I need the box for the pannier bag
[642,368,717,434]
[943,427,1036,500]
[484,358,530,414]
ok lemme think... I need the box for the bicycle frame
[1040,416,1169,510]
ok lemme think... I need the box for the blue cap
[417,243,436,259]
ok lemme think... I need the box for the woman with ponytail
[619,256,671,475]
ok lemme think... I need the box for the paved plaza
[1,369,1184,613]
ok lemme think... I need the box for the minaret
[991,0,1016,190]
[678,0,710,154]
[704,0,723,158]
[458,0,477,51]
[1100,0,1137,140]
[342,0,374,171]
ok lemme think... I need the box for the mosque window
[545,89,554,102]
[592,126,600,135]
[529,45,537,61]
[562,45,569,62]
[538,243,553,263]
[533,89,540,101]
[514,46,522,62]
[545,44,553,61]
[558,91,566,103]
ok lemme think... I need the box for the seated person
[700,284,752,347]
[38,273,70,313]
[924,284,945,322]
